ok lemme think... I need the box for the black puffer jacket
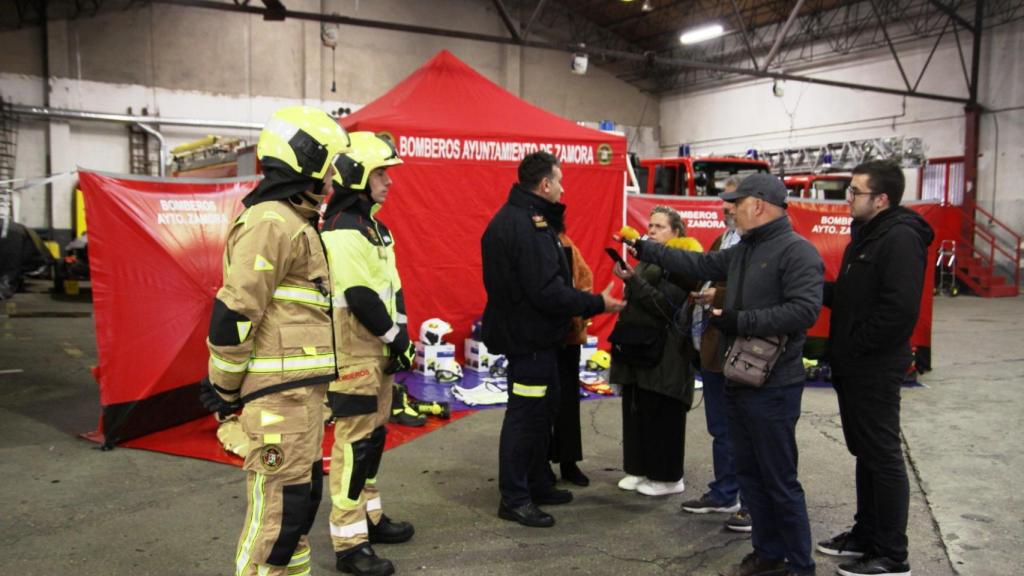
[609,260,698,403]
[637,216,824,388]
[481,185,604,356]
[824,206,934,376]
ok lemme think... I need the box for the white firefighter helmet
[435,359,464,383]
[420,318,453,345]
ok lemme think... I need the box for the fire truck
[632,155,770,196]
[782,173,852,201]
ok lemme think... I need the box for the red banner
[79,171,256,444]
[626,196,945,348]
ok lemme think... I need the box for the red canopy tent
[340,50,628,348]
[77,51,626,455]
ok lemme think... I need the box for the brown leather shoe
[719,551,786,576]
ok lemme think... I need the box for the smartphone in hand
[605,247,627,268]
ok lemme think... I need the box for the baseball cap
[719,173,788,208]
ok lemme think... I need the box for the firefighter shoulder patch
[532,214,548,229]
[260,445,284,471]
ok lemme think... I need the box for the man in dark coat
[816,160,933,576]
[621,173,822,576]
[481,151,623,528]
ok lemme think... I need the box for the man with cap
[619,173,823,576]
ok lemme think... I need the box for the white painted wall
[660,19,1024,237]
[0,0,657,232]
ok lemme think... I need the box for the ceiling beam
[153,0,971,105]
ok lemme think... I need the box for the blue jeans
[701,369,739,505]
[727,384,814,574]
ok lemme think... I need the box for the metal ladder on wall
[127,107,159,176]
[0,97,17,237]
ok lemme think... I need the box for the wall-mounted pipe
[134,122,167,177]
[11,104,263,130]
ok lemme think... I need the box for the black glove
[384,326,416,375]
[708,309,740,336]
[200,377,241,418]
[631,238,646,259]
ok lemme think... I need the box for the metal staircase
[953,204,1021,297]
[0,97,17,237]
[127,107,159,176]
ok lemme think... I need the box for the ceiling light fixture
[641,0,654,11]
[679,23,724,45]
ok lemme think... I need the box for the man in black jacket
[622,173,822,576]
[816,161,933,576]
[481,151,623,528]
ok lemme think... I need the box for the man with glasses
[817,161,934,576]
[621,173,822,576]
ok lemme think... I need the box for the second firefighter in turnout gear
[321,132,415,576]
[203,106,350,576]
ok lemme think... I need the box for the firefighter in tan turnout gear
[201,106,350,576]
[321,132,416,576]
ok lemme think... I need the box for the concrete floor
[1,285,1021,576]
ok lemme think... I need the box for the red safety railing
[957,204,1021,293]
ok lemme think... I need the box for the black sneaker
[817,530,869,558]
[725,509,752,532]
[682,493,742,514]
[719,551,785,576]
[837,554,911,576]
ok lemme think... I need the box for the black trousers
[834,368,910,563]
[621,385,686,482]
[499,349,561,506]
[550,345,583,465]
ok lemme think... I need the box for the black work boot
[336,543,395,576]
[368,514,415,544]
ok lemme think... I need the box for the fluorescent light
[679,23,724,45]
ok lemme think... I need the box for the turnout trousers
[235,384,327,576]
[327,358,393,554]
[499,349,561,506]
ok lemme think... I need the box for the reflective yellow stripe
[247,353,336,373]
[332,443,359,509]
[273,285,330,308]
[212,353,248,374]
[235,473,266,576]
[288,546,311,567]
[512,382,547,398]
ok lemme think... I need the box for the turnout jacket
[481,184,604,356]
[207,196,336,403]
[824,206,934,376]
[321,195,405,365]
[637,216,824,388]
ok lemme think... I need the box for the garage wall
[0,0,656,231]
[659,19,1024,235]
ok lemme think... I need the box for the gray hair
[650,205,685,236]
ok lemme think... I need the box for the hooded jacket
[481,184,604,356]
[206,167,336,404]
[637,215,824,388]
[825,206,935,376]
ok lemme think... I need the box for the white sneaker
[617,475,645,491]
[636,478,685,497]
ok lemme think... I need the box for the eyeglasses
[845,186,879,199]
